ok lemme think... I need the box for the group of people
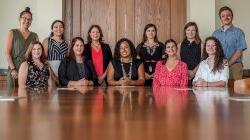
[5,6,247,89]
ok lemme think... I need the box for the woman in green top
[5,7,38,88]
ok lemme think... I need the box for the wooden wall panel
[81,0,116,48]
[134,0,171,45]
[72,0,82,37]
[170,0,186,43]
[63,0,73,44]
[62,0,186,49]
[116,0,135,42]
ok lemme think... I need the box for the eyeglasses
[21,17,32,22]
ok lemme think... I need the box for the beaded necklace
[121,58,133,79]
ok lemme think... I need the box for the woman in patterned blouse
[42,20,68,85]
[18,41,52,88]
[153,39,188,87]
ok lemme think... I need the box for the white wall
[215,0,250,69]
[187,0,216,41]
[0,0,62,69]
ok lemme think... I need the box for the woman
[5,7,38,87]
[177,22,203,86]
[136,24,165,86]
[84,25,112,86]
[193,37,229,87]
[107,38,145,86]
[58,37,96,87]
[153,39,188,87]
[18,41,52,88]
[42,20,68,85]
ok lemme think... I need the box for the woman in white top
[193,36,229,87]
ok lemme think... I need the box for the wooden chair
[234,78,250,94]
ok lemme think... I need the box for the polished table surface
[1,86,250,140]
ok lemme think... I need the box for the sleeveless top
[47,37,68,61]
[11,29,38,70]
[180,39,201,70]
[111,58,142,81]
[26,60,50,88]
[136,42,164,75]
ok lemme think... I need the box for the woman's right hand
[11,69,18,79]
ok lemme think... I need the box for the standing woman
[84,25,112,86]
[177,22,203,86]
[5,7,38,87]
[136,24,165,86]
[42,20,68,85]
[18,41,52,88]
[107,38,145,86]
[193,37,229,87]
[153,39,188,87]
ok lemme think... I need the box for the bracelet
[10,68,16,73]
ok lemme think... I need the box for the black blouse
[111,58,142,81]
[136,42,164,75]
[180,39,201,70]
[26,60,50,88]
[58,57,98,86]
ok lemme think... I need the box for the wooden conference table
[0,86,250,140]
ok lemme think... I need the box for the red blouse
[153,61,188,87]
[91,47,104,77]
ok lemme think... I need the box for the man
[213,6,247,80]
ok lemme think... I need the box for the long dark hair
[87,25,103,43]
[203,36,226,73]
[183,22,201,44]
[19,7,32,19]
[142,23,159,43]
[69,37,85,61]
[50,20,65,39]
[25,41,46,64]
[162,39,178,65]
[114,38,137,59]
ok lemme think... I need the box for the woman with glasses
[5,7,38,88]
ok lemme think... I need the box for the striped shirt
[47,37,68,61]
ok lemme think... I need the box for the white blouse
[193,59,229,83]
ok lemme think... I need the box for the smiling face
[185,25,196,40]
[19,13,32,29]
[165,42,177,56]
[220,10,233,26]
[89,27,101,41]
[145,26,156,40]
[205,39,217,56]
[52,21,64,37]
[119,41,131,58]
[32,44,43,60]
[73,40,84,57]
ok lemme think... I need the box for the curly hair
[114,38,137,59]
[203,36,226,73]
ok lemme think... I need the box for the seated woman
[58,37,96,87]
[107,38,145,86]
[18,41,52,88]
[193,36,229,87]
[153,39,188,87]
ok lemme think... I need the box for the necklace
[121,58,133,79]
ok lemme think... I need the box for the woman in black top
[177,22,203,86]
[58,37,97,87]
[84,25,112,86]
[136,24,164,86]
[18,41,52,88]
[107,38,145,86]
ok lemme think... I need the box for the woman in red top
[153,39,188,87]
[84,25,112,86]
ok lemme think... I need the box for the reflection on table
[0,86,250,140]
